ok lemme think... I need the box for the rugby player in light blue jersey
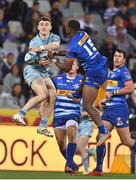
[76,100,96,175]
[12,17,60,137]
[48,20,111,146]
[88,49,135,176]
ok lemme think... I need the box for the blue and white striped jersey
[106,65,132,107]
[53,73,82,126]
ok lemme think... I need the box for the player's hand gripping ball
[25,51,49,64]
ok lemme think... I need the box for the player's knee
[76,145,83,155]
[68,133,76,143]
[39,93,47,101]
[83,102,93,111]
[121,137,130,146]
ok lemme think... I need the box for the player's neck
[67,73,77,78]
[69,30,79,38]
[114,64,124,69]
[39,32,50,40]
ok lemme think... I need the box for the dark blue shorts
[53,115,79,128]
[84,64,108,89]
[101,104,129,128]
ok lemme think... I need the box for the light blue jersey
[23,33,60,86]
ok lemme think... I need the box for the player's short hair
[37,16,52,25]
[115,49,126,59]
[68,20,80,31]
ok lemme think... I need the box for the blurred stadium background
[0,0,136,178]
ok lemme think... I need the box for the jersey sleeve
[121,69,132,83]
[29,39,35,49]
[65,43,77,58]
[52,34,60,43]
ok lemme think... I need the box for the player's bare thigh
[43,77,56,98]
[116,127,132,146]
[31,78,48,97]
[82,85,98,105]
[43,77,56,90]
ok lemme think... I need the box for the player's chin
[41,32,47,36]
[114,63,120,67]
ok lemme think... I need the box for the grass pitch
[0,171,136,179]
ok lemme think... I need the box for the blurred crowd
[0,0,136,108]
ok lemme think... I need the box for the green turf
[0,171,136,179]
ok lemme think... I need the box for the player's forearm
[55,50,66,56]
[31,42,60,52]
[111,86,134,96]
[43,42,60,50]
[118,86,134,95]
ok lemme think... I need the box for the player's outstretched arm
[48,50,67,59]
[52,57,75,72]
[31,42,60,52]
[66,92,80,103]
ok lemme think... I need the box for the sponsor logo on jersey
[78,33,88,46]
[57,89,73,96]
[107,80,118,86]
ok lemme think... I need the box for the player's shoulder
[50,33,60,41]
[50,33,60,38]
[76,74,83,81]
[30,34,39,42]
[120,65,132,79]
[73,31,86,40]
[121,65,130,74]
[29,34,39,48]
[53,73,66,80]
[68,32,86,49]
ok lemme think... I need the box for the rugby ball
[24,51,39,64]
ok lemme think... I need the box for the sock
[39,117,48,129]
[82,154,89,172]
[66,143,76,167]
[98,124,108,134]
[18,108,27,116]
[86,148,94,156]
[132,142,136,151]
[96,144,106,172]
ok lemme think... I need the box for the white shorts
[54,120,78,130]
